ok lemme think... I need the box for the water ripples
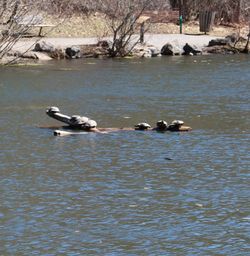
[0,55,249,255]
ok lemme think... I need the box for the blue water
[0,55,249,255]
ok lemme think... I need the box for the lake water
[0,55,249,255]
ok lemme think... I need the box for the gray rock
[148,46,161,57]
[161,43,174,55]
[6,50,21,57]
[161,43,182,56]
[80,45,107,58]
[21,51,39,59]
[132,44,160,58]
[133,48,151,57]
[49,49,65,59]
[65,46,81,59]
[208,38,228,47]
[33,52,53,60]
[203,45,237,55]
[34,41,55,52]
[97,40,111,48]
[225,33,238,44]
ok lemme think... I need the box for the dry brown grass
[39,14,249,39]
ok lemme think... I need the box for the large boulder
[34,41,55,52]
[33,41,63,59]
[148,46,161,57]
[81,45,108,58]
[161,43,182,56]
[133,48,152,58]
[208,38,229,47]
[132,44,160,58]
[204,35,250,54]
[65,44,108,59]
[161,43,174,55]
[65,46,81,59]
[203,45,238,55]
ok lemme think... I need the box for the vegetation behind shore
[1,0,249,62]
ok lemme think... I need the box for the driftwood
[45,107,192,136]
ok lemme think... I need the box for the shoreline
[2,32,248,64]
[13,34,222,52]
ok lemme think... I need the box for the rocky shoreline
[3,33,249,64]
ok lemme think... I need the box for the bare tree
[0,0,68,63]
[172,0,249,24]
[93,0,153,57]
[0,1,27,60]
[0,0,47,62]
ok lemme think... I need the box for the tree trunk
[234,0,242,23]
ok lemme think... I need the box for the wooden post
[136,16,150,44]
[140,22,145,43]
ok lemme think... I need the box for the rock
[33,52,53,60]
[34,41,55,52]
[233,36,248,50]
[1,30,9,37]
[49,49,65,59]
[161,43,174,55]
[205,35,249,54]
[65,44,108,59]
[132,47,151,58]
[208,38,228,47]
[148,46,160,57]
[225,33,239,44]
[65,46,81,59]
[6,50,21,57]
[93,47,109,58]
[33,41,64,59]
[161,43,182,56]
[6,50,52,60]
[182,43,201,55]
[97,40,110,48]
[141,49,152,58]
[81,45,108,58]
[132,44,160,58]
[21,51,39,59]
[203,45,238,55]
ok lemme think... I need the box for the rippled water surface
[0,55,250,255]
